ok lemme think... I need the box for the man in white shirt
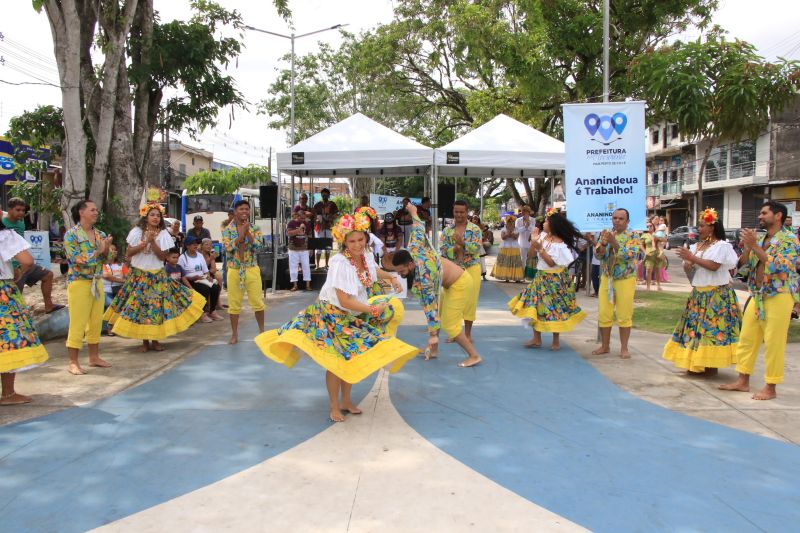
[515,205,534,265]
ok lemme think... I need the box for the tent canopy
[276,113,432,177]
[434,114,565,178]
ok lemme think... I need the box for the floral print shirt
[63,224,107,283]
[597,230,643,280]
[408,215,442,335]
[738,227,800,319]
[440,221,482,269]
[222,223,264,288]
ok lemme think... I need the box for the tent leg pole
[272,168,282,294]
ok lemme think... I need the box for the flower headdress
[546,207,560,218]
[355,206,378,220]
[701,207,718,224]
[332,212,372,243]
[139,202,166,217]
[505,214,517,225]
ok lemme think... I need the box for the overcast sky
[1,0,798,170]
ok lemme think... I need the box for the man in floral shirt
[592,208,643,359]
[720,201,799,400]
[222,200,265,344]
[440,200,483,342]
[391,203,482,368]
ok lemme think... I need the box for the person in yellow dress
[255,212,417,422]
[1,228,48,404]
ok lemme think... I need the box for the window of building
[730,140,756,178]
[179,163,186,176]
[671,125,679,139]
[670,170,678,182]
[652,172,659,184]
[191,157,195,166]
[652,129,660,145]
[705,144,728,181]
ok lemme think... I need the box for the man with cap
[186,214,211,250]
[313,188,338,268]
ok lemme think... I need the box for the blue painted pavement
[390,281,800,532]
[0,293,372,533]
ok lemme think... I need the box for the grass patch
[633,290,800,343]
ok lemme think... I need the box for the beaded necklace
[344,250,372,288]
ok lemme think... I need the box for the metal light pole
[602,0,609,103]
[246,23,346,293]
[245,23,347,146]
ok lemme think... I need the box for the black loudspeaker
[437,183,455,219]
[259,185,278,218]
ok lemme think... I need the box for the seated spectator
[165,248,191,288]
[379,213,404,254]
[178,236,222,323]
[169,219,184,250]
[101,244,129,336]
[2,197,64,314]
[200,238,223,286]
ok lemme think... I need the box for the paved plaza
[1,278,799,532]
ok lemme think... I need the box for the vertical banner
[24,231,52,270]
[562,102,646,231]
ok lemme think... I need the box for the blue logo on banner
[30,235,43,244]
[584,113,627,145]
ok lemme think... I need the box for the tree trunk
[44,0,87,222]
[505,178,524,207]
[109,60,143,223]
[131,0,158,178]
[521,177,535,207]
[88,0,140,209]
[696,143,713,223]
[352,176,373,202]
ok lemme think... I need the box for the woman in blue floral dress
[0,228,48,404]
[256,212,417,423]
[104,203,206,351]
[509,209,586,350]
[662,208,741,375]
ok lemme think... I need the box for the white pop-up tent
[276,112,433,177]
[270,113,434,291]
[433,113,565,177]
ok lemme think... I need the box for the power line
[0,78,63,87]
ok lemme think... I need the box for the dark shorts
[17,264,50,290]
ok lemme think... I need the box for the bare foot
[752,385,776,401]
[445,338,456,344]
[89,358,111,368]
[138,341,151,353]
[719,380,750,392]
[329,410,345,422]
[619,349,631,359]
[150,341,165,352]
[68,363,86,375]
[458,356,482,368]
[342,404,362,415]
[229,336,238,345]
[0,393,32,405]
[591,346,610,355]
[423,347,438,360]
[550,343,560,351]
[524,340,542,348]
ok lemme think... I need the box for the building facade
[646,100,800,230]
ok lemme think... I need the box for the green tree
[33,0,288,221]
[632,32,800,210]
[183,165,271,195]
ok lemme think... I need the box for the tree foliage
[632,31,800,209]
[183,165,272,196]
[260,0,718,210]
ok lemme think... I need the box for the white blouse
[537,240,575,270]
[689,240,738,287]
[515,217,534,248]
[127,227,175,270]
[0,230,30,279]
[319,252,378,309]
[500,230,520,249]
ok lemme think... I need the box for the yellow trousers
[66,279,104,349]
[598,275,636,328]
[440,271,473,338]
[463,263,481,322]
[227,266,265,315]
[735,292,793,384]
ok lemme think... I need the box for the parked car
[665,226,698,249]
[725,228,767,256]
